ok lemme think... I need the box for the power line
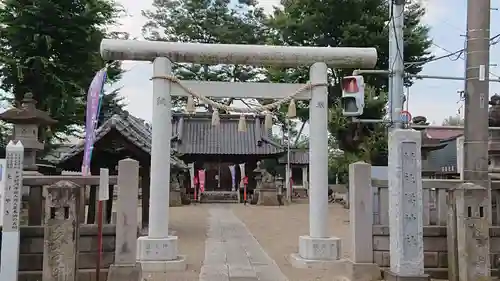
[431,41,500,78]
[405,33,500,68]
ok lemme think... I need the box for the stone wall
[372,225,500,279]
[0,225,116,281]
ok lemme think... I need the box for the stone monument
[42,181,80,281]
[253,161,280,206]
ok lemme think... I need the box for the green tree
[265,0,433,163]
[0,0,127,143]
[142,0,272,112]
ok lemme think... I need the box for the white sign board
[0,159,7,226]
[0,141,24,281]
[99,168,109,201]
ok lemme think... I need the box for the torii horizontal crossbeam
[100,39,378,68]
[170,80,311,99]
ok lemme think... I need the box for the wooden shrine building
[171,113,285,195]
[55,111,187,227]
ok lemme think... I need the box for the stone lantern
[0,93,57,171]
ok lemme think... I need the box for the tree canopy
[142,0,272,112]
[265,0,433,181]
[0,0,127,143]
[267,0,432,140]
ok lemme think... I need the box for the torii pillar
[100,39,377,274]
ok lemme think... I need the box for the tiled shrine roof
[56,112,187,169]
[171,113,283,156]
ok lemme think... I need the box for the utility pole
[463,0,490,187]
[388,0,405,130]
[451,0,492,280]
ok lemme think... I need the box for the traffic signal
[341,75,365,117]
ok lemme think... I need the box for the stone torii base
[100,38,378,279]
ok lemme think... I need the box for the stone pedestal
[289,235,344,268]
[345,262,381,281]
[169,190,182,207]
[384,270,429,281]
[107,264,142,281]
[256,188,279,206]
[137,236,186,279]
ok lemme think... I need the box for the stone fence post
[452,183,491,281]
[42,180,81,281]
[346,161,380,281]
[107,158,141,281]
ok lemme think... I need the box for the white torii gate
[100,39,377,273]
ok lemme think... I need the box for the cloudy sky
[112,0,500,124]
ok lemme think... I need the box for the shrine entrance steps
[199,191,239,203]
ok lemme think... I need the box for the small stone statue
[252,161,280,206]
[170,175,181,191]
[253,161,275,189]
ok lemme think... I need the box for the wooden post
[42,180,81,281]
[0,141,24,281]
[107,158,141,281]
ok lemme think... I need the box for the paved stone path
[199,206,289,281]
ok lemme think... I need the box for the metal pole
[388,0,405,131]
[463,0,490,187]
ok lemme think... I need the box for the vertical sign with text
[0,159,6,226]
[0,141,24,281]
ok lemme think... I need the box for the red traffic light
[342,77,359,93]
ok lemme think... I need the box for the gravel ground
[231,202,352,281]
